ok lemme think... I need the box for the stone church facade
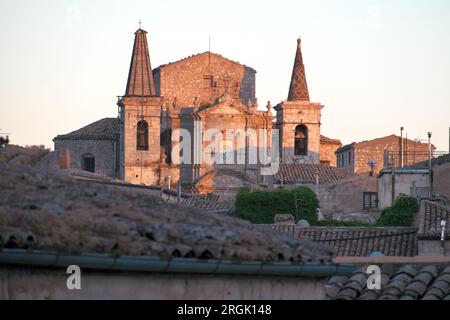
[54,28,342,192]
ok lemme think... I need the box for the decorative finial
[297,37,301,46]
[266,100,272,111]
[139,19,142,29]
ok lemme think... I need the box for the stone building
[54,28,342,191]
[153,52,256,108]
[320,135,342,166]
[53,118,119,177]
[336,135,432,174]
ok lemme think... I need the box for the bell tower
[275,37,323,164]
[118,28,162,185]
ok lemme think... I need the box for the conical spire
[125,28,156,97]
[288,37,310,101]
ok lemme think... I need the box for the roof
[336,134,433,154]
[124,28,156,97]
[405,153,450,169]
[297,227,418,257]
[275,164,351,184]
[0,160,336,263]
[326,264,450,300]
[417,200,450,240]
[288,38,310,102]
[320,135,342,145]
[180,195,235,215]
[53,118,119,141]
[154,51,256,73]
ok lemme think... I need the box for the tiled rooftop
[417,200,450,240]
[53,118,119,141]
[327,264,450,300]
[0,157,335,263]
[180,195,234,215]
[320,135,342,145]
[275,164,351,184]
[267,225,418,257]
[298,227,418,257]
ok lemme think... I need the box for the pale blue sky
[1,0,449,150]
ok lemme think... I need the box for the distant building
[336,134,432,174]
[320,135,342,166]
[54,28,343,192]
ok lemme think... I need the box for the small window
[203,76,213,88]
[137,120,149,150]
[294,125,308,156]
[82,154,95,173]
[363,192,378,210]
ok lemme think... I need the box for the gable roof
[154,51,256,73]
[320,135,342,145]
[275,164,351,184]
[337,134,433,154]
[327,264,450,300]
[53,118,119,141]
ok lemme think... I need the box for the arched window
[82,153,95,173]
[137,120,149,150]
[294,125,308,156]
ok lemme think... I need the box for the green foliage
[234,186,319,224]
[376,194,419,227]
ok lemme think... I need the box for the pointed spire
[125,28,156,97]
[288,37,310,101]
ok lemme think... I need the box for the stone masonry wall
[316,173,379,216]
[354,136,430,174]
[276,101,322,164]
[320,142,341,167]
[154,52,256,108]
[54,139,117,178]
[120,96,162,186]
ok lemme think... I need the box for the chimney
[58,149,70,170]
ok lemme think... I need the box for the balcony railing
[383,151,448,169]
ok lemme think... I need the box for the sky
[1,0,450,151]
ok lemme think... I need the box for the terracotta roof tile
[295,227,418,257]
[53,118,119,141]
[327,264,450,300]
[275,164,351,184]
[417,200,450,240]
[0,162,336,263]
[320,135,342,145]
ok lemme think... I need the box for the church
[54,28,343,193]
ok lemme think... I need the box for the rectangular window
[203,75,213,88]
[363,192,378,210]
